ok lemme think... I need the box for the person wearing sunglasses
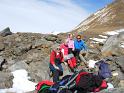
[74,35,88,66]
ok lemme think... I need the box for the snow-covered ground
[105,29,124,35]
[120,43,124,48]
[99,35,108,39]
[90,38,106,43]
[0,69,37,93]
[105,31,119,35]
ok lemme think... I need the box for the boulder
[101,33,124,57]
[100,88,124,93]
[0,72,13,89]
[0,56,6,71]
[13,44,32,56]
[32,39,53,49]
[0,42,5,51]
[0,27,12,37]
[44,34,58,42]
[115,56,124,73]
[28,57,50,82]
[8,60,29,72]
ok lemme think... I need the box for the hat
[51,44,60,50]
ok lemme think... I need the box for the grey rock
[115,56,124,72]
[13,44,32,56]
[8,60,29,72]
[0,72,13,89]
[44,34,58,42]
[32,39,53,49]
[101,33,124,56]
[0,27,12,37]
[28,57,50,82]
[0,56,6,71]
[100,88,124,93]
[0,42,5,51]
[118,80,124,88]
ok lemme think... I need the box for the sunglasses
[57,48,60,50]
[77,38,81,39]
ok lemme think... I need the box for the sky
[0,0,113,34]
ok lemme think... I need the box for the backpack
[98,60,112,79]
[35,80,54,93]
[75,72,107,92]
[68,57,77,69]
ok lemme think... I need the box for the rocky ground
[0,27,124,93]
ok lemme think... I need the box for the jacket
[60,43,68,56]
[74,39,87,51]
[66,38,74,50]
[50,50,63,65]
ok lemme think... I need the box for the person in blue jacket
[74,35,88,65]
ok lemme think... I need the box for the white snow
[112,72,119,76]
[87,60,98,68]
[107,83,114,89]
[106,31,119,35]
[116,29,124,33]
[90,38,106,43]
[120,43,124,48]
[0,69,37,93]
[99,35,108,39]
[105,28,124,35]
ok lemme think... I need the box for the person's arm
[74,40,77,50]
[72,41,75,51]
[50,51,55,65]
[81,40,87,50]
[50,51,59,69]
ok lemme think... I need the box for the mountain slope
[72,0,124,36]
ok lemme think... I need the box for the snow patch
[87,60,98,68]
[90,38,106,43]
[99,35,108,39]
[105,31,119,35]
[107,83,114,89]
[0,69,37,93]
[105,29,124,35]
[120,43,124,48]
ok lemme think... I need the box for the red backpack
[75,72,108,92]
[68,57,77,69]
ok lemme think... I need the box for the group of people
[35,33,113,93]
[49,33,88,83]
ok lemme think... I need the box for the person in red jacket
[49,44,63,83]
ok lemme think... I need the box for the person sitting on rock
[60,39,73,62]
[60,39,77,72]
[49,44,63,83]
[74,35,88,66]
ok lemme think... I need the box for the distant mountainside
[72,0,124,37]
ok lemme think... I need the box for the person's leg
[79,50,88,67]
[74,49,80,63]
[53,70,59,82]
[79,50,87,63]
[68,48,73,54]
[58,64,63,76]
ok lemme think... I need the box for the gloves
[64,62,68,66]
[53,64,59,70]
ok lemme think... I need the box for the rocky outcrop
[0,27,12,37]
[0,72,13,89]
[101,32,124,57]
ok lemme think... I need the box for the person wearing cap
[74,35,88,65]
[49,45,63,83]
